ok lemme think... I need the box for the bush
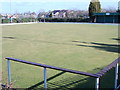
[2,19,10,23]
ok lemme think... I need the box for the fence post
[44,67,47,89]
[114,63,119,89]
[96,77,100,90]
[7,60,11,86]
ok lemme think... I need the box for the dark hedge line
[1,18,90,23]
[38,18,90,22]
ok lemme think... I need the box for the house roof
[52,10,61,14]
[52,10,67,14]
[93,12,120,16]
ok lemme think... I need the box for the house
[51,10,68,18]
[93,12,120,23]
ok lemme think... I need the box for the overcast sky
[0,0,119,14]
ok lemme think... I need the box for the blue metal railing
[5,57,120,89]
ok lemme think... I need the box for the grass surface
[2,23,119,88]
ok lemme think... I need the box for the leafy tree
[88,0,101,22]
[0,14,2,18]
[49,12,52,18]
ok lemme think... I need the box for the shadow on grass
[75,66,120,89]
[4,36,119,54]
[3,36,119,54]
[27,65,120,89]
[112,38,120,41]
[2,36,16,39]
[72,40,120,53]
[28,71,66,89]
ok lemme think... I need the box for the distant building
[51,10,68,18]
[93,12,120,23]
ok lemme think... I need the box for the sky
[0,0,119,14]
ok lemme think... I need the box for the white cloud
[0,0,119,2]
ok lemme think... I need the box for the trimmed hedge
[38,18,90,22]
[1,18,90,23]
[1,18,38,23]
[1,19,10,23]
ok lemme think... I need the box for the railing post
[44,67,47,90]
[7,60,11,86]
[114,63,119,89]
[96,77,100,90]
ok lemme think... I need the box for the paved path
[0,22,119,26]
[0,22,38,26]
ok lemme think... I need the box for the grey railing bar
[114,63,119,89]
[95,77,100,90]
[7,60,11,86]
[5,57,99,78]
[44,68,47,89]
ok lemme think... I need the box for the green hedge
[1,18,38,23]
[1,18,90,23]
[19,18,37,22]
[1,19,10,23]
[38,18,90,22]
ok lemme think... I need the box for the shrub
[2,19,10,23]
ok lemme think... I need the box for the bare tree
[102,7,117,12]
[66,9,88,18]
[37,9,47,18]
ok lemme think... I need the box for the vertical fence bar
[96,77,100,90]
[44,67,47,89]
[114,63,119,89]
[7,60,11,86]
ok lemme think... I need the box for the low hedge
[38,18,90,22]
[1,19,10,23]
[1,18,38,23]
[1,18,90,23]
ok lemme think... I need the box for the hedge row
[1,18,37,23]
[38,18,90,22]
[1,18,90,23]
[1,19,11,23]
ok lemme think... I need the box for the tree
[88,0,101,22]
[0,14,2,18]
[48,12,52,18]
[102,7,117,12]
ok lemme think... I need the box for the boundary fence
[4,57,120,89]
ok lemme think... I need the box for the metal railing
[5,57,120,89]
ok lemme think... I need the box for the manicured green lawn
[2,23,119,88]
